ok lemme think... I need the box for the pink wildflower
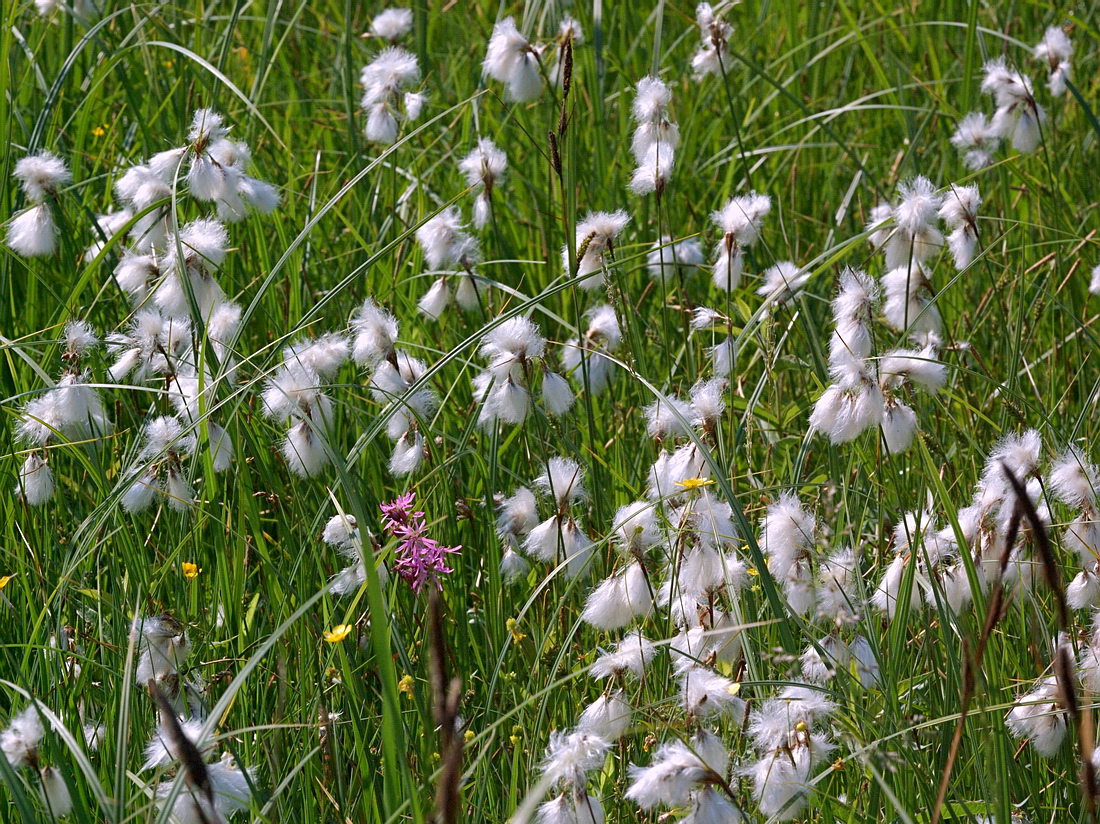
[380,492,460,592]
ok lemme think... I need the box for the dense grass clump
[2,1,1099,822]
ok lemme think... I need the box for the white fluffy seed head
[690,378,726,431]
[7,204,57,257]
[542,371,574,415]
[1049,448,1099,509]
[389,430,425,476]
[647,236,704,282]
[938,184,981,227]
[172,217,230,270]
[84,208,133,261]
[611,500,661,554]
[370,7,413,41]
[361,47,421,101]
[140,415,194,459]
[679,666,747,721]
[39,766,72,816]
[365,103,398,144]
[577,691,632,741]
[16,453,55,506]
[580,563,653,630]
[691,7,732,79]
[188,108,229,144]
[625,730,727,810]
[323,512,359,550]
[756,261,809,305]
[1005,676,1066,758]
[63,320,98,355]
[141,716,212,771]
[208,300,242,347]
[880,264,941,335]
[893,175,942,236]
[951,112,1000,169]
[629,141,675,196]
[644,396,693,440]
[981,429,1043,496]
[566,210,629,283]
[711,193,771,245]
[282,333,350,378]
[1,706,45,767]
[829,267,877,357]
[879,346,946,393]
[483,17,543,102]
[282,419,330,477]
[981,57,1036,109]
[1035,26,1072,66]
[541,729,611,787]
[497,487,539,538]
[416,207,479,270]
[881,401,918,454]
[535,456,586,509]
[761,492,816,581]
[351,298,399,367]
[418,277,451,319]
[262,363,327,421]
[590,631,656,679]
[14,152,71,202]
[459,138,507,190]
[632,76,673,123]
[481,316,546,369]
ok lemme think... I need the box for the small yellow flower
[91,125,107,137]
[463,729,475,744]
[398,673,415,696]
[181,562,201,579]
[506,617,526,642]
[0,574,13,590]
[162,59,175,69]
[746,566,759,576]
[323,623,353,643]
[675,477,714,491]
[726,682,741,696]
[794,720,809,733]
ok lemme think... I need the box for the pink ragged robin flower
[380,492,460,593]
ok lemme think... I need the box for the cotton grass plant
[2,2,1100,823]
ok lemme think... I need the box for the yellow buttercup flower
[0,574,13,590]
[91,125,107,137]
[181,562,201,579]
[323,623,353,643]
[506,617,526,642]
[675,477,714,491]
[398,673,415,696]
[463,729,475,744]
